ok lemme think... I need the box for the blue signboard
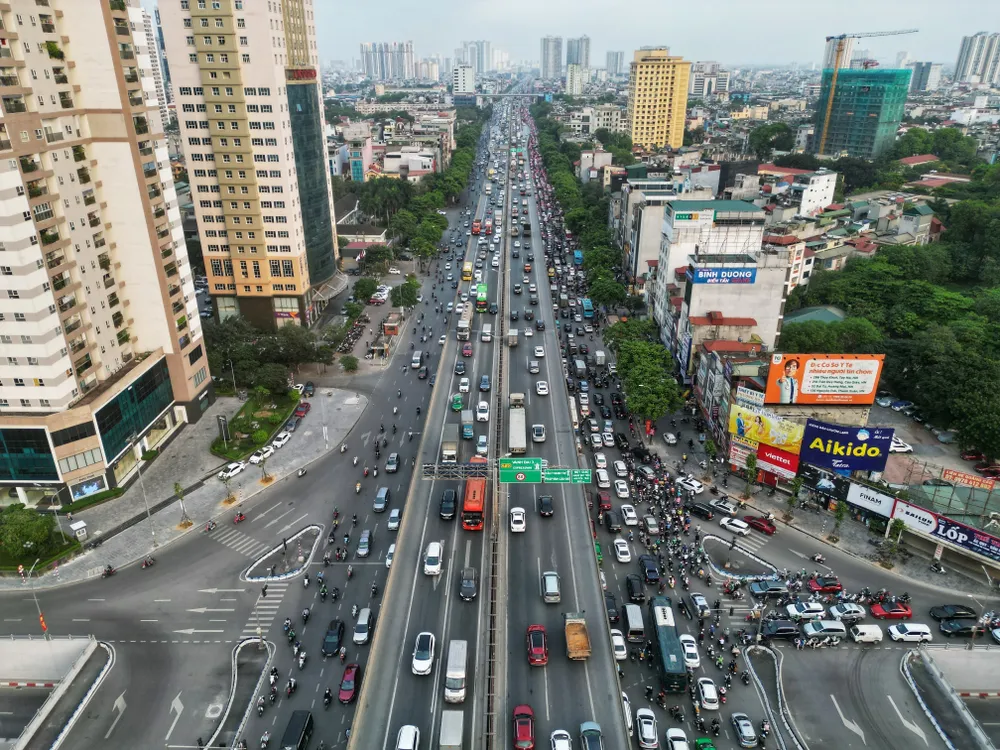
[690,267,757,284]
[799,419,894,473]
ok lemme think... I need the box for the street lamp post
[28,558,48,640]
[968,593,989,650]
[129,431,157,549]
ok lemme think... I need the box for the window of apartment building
[203,36,212,45]
[220,54,229,63]
[244,87,256,95]
[186,36,195,46]
[281,260,294,276]
[242,54,251,63]
[58,448,103,475]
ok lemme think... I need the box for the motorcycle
[340,444,347,453]
[811,554,826,564]
[257,698,265,717]
[260,730,271,749]
[203,520,217,533]
[234,512,246,524]
[355,482,362,494]
[102,565,116,579]
[353,456,359,466]
[297,652,306,670]
[141,556,155,569]
[352,604,359,618]
[302,607,310,624]
[930,561,946,574]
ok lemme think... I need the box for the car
[550,730,572,750]
[533,346,545,358]
[579,721,604,750]
[532,424,546,442]
[508,506,528,532]
[638,554,660,584]
[698,677,719,710]
[411,632,436,675]
[423,542,443,575]
[294,402,311,417]
[890,436,913,454]
[522,624,550,667]
[830,602,867,623]
[888,623,933,642]
[611,629,627,660]
[513,283,522,294]
[807,576,843,593]
[690,593,711,619]
[875,395,895,408]
[357,529,372,557]
[248,445,274,464]
[891,400,914,411]
[321,619,345,656]
[528,360,540,374]
[611,460,627,478]
[510,310,519,321]
[679,634,700,668]
[338,663,361,704]
[271,431,291,449]
[479,375,491,392]
[595,468,611,488]
[613,538,631,563]
[613,479,629,499]
[961,450,986,462]
[625,573,646,603]
[476,401,490,422]
[870,602,912,620]
[458,565,477,601]
[619,505,638,527]
[461,342,473,357]
[636,708,658,749]
[385,543,395,568]
[417,365,428,380]
[387,508,402,531]
[731,713,757,748]
[643,516,660,535]
[932,604,980,621]
[708,497,738,516]
[218,462,246,480]
[476,434,488,456]
[760,620,800,640]
[594,452,607,469]
[589,433,603,450]
[604,591,620,623]
[454,360,466,375]
[786,602,826,621]
[976,465,1000,478]
[385,452,400,473]
[744,515,777,535]
[534,495,554,518]
[536,380,549,396]
[720,517,751,536]
[665,728,689,750]
[676,475,704,494]
[941,620,988,637]
[513,705,535,750]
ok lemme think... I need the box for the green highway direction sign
[499,457,542,484]
[543,469,593,484]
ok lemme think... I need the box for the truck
[522,220,531,237]
[442,424,459,464]
[493,209,502,224]
[461,410,474,440]
[439,710,464,750]
[563,612,591,660]
[574,359,587,379]
[507,329,518,347]
[508,393,526,456]
[595,350,606,367]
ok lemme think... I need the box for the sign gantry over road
[498,459,591,484]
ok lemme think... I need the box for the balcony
[178,333,191,350]
[40,230,60,246]
[138,143,153,157]
[0,74,19,86]
[117,329,130,345]
[129,94,143,107]
[36,0,51,6]
[53,72,68,84]
[58,297,78,314]
[161,246,173,259]
[45,42,63,61]
[45,253,65,269]
[114,24,130,37]
[41,23,55,33]
[108,293,119,308]
[153,206,165,218]
[64,318,82,336]
[103,274,115,289]
[109,0,127,10]
[3,96,26,114]
[69,337,87,354]
[133,116,148,134]
[88,215,100,227]
[72,145,85,162]
[52,274,70,291]
[164,263,178,278]
[93,238,106,249]
[19,157,38,173]
[0,49,12,59]
[118,47,135,61]
[143,165,158,179]
[34,207,54,222]
[147,185,161,200]
[0,138,10,151]
[123,70,138,84]
[171,300,183,314]
[58,95,73,109]
[156,227,170,240]
[98,255,110,270]
[76,167,90,184]
[45,130,64,143]
[176,316,188,331]
[27,182,47,198]
[75,357,93,377]
[84,193,96,206]
[167,284,180,297]
[112,311,124,327]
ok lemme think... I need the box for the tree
[253,363,289,395]
[353,277,378,303]
[588,276,627,309]
[748,123,794,160]
[604,319,658,350]
[173,481,190,526]
[0,505,55,559]
[832,500,848,540]
[390,278,420,309]
[742,454,758,499]
[341,355,359,372]
[622,363,684,422]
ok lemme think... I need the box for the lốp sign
[690,267,757,284]
[892,500,1000,564]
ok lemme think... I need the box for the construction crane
[817,28,918,155]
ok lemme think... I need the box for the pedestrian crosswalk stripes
[240,582,289,636]
[210,527,271,558]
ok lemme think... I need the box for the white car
[709,497,738,516]
[679,634,700,668]
[248,445,274,464]
[613,538,631,563]
[271,431,291,449]
[578,393,590,406]
[385,543,395,569]
[621,504,639,526]
[613,460,628,478]
[596,469,611,488]
[474,271,483,282]
[890,436,913,453]
[720,517,751,536]
[536,380,549,396]
[550,729,572,750]
[523,327,534,338]
[614,480,629,499]
[411,631,436,675]
[438,334,446,345]
[786,601,826,621]
[676,475,705,494]
[423,542,443,576]
[602,432,615,447]
[491,257,499,268]
[388,266,400,275]
[622,692,634,738]
[476,401,490,422]
[510,507,526,532]
[455,303,465,314]
[888,623,932,642]
[611,629,627,660]
[445,262,453,270]
[665,727,690,750]
[636,708,658,749]
[697,677,719,710]
[218,462,246,480]
[533,346,545,358]
[594,452,608,469]
[531,424,546,442]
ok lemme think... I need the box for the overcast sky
[311,0,977,68]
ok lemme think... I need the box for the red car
[526,625,548,666]
[512,705,535,749]
[974,463,1000,477]
[743,515,777,535]
[807,576,843,593]
[338,663,360,704]
[871,602,913,620]
[597,491,612,512]
[961,450,985,462]
[294,402,311,417]
[461,343,473,357]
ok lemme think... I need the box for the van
[279,710,314,750]
[802,620,847,641]
[850,624,883,644]
[374,486,390,513]
[443,640,469,703]
[411,351,423,368]
[481,324,492,342]
[541,570,561,603]
[622,603,645,643]
[353,608,374,644]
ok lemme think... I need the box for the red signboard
[286,68,317,81]
[941,468,996,491]
[756,443,800,480]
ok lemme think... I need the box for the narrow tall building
[606,51,624,77]
[161,0,339,329]
[814,68,911,159]
[540,36,563,80]
[566,36,591,69]
[822,36,856,70]
[625,47,691,150]
[909,62,942,92]
[141,9,172,129]
[0,0,214,505]
[954,32,1000,85]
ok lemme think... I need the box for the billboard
[799,464,851,501]
[845,483,896,517]
[799,419,894,473]
[764,353,885,405]
[892,500,1000,564]
[689,267,757,284]
[756,444,800,479]
[941,468,996,492]
[728,404,804,454]
[736,385,764,409]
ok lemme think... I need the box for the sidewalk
[9,387,367,591]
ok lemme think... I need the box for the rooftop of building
[690,311,757,327]
[898,153,940,166]
[783,305,847,325]
[701,340,762,353]
[758,163,813,176]
[668,199,763,213]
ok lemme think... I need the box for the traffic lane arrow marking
[187,608,236,614]
[173,628,225,635]
[104,690,126,739]
[887,695,928,746]
[197,588,246,594]
[830,694,866,745]
[164,692,184,741]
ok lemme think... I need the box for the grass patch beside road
[210,391,300,461]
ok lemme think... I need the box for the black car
[523,309,534,321]
[565,377,576,393]
[455,361,466,375]
[510,310,519,321]
[538,495,554,517]
[940,620,987,637]
[760,620,800,640]
[439,489,457,520]
[599,405,612,419]
[560,308,570,319]
[535,319,545,331]
[529,295,538,305]
[417,366,428,380]
[615,432,631,451]
[929,604,978,621]
[687,502,715,521]
[489,302,498,315]
[610,392,623,406]
[604,509,622,533]
[748,581,789,599]
[604,592,620,624]
[322,619,346,656]
[638,554,660,584]
[593,393,605,406]
[459,567,478,601]
[626,574,646,603]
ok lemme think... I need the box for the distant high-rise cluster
[954,31,1000,85]
[457,41,492,76]
[567,36,591,69]
[909,62,942,92]
[359,41,416,81]
[540,36,563,80]
[822,36,855,70]
[606,51,625,77]
[688,61,730,97]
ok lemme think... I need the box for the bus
[456,305,474,340]
[582,298,594,319]
[568,398,579,434]
[472,219,482,235]
[484,219,493,235]
[462,475,486,532]
[475,284,488,312]
[574,250,583,266]
[462,262,474,282]
[648,596,688,692]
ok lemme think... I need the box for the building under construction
[813,67,911,159]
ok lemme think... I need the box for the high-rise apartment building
[606,51,625,77]
[689,61,730,97]
[814,68,911,159]
[540,36,563,80]
[625,47,691,150]
[909,62,943,92]
[822,36,856,70]
[141,9,172,129]
[0,0,214,506]
[153,5,173,117]
[452,64,475,94]
[566,64,585,96]
[161,0,339,330]
[567,36,591,69]
[359,42,416,81]
[954,32,1000,84]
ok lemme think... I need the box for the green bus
[475,284,488,312]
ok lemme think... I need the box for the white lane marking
[830,694,866,745]
[887,694,928,745]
